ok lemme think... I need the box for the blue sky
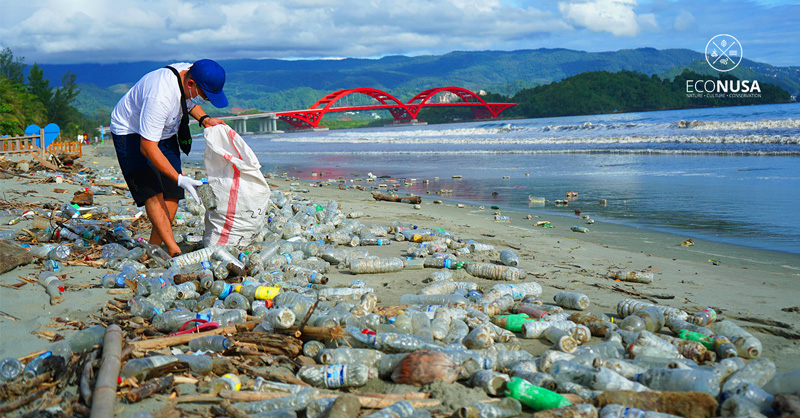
[1,0,798,66]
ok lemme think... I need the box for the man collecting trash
[110,59,228,257]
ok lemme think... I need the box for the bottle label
[443,259,452,269]
[221,374,241,391]
[219,284,232,299]
[254,286,280,300]
[325,365,346,388]
[200,261,212,270]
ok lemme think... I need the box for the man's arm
[140,137,179,182]
[188,105,226,127]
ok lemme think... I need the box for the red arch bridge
[216,86,516,133]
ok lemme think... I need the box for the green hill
[60,48,799,118]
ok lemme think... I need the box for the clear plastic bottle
[211,373,241,393]
[0,357,23,381]
[465,263,526,281]
[632,306,665,332]
[721,358,776,393]
[544,327,579,353]
[616,299,689,321]
[210,309,248,327]
[224,292,250,310]
[273,292,314,325]
[491,283,543,300]
[237,386,319,414]
[169,246,218,268]
[635,368,721,397]
[713,357,746,381]
[349,257,404,274]
[297,363,375,388]
[634,331,680,357]
[600,404,681,418]
[400,294,468,306]
[318,347,384,368]
[152,310,196,331]
[347,326,442,353]
[120,355,179,379]
[129,298,163,320]
[714,320,763,359]
[39,271,64,304]
[729,381,775,410]
[197,180,217,211]
[66,325,107,353]
[554,292,590,310]
[551,360,595,387]
[136,237,171,267]
[101,242,129,260]
[611,270,654,284]
[189,335,231,352]
[665,318,714,337]
[691,308,717,326]
[592,366,648,391]
[361,400,415,418]
[458,398,522,418]
[712,336,738,359]
[469,369,509,396]
[499,249,520,267]
[761,369,800,396]
[263,307,296,329]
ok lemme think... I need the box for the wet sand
[1,144,799,415]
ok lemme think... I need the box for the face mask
[190,84,211,106]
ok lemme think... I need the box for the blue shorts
[112,133,184,207]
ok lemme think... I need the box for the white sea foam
[677,118,800,130]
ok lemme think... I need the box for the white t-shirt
[110,62,197,141]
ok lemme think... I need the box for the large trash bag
[202,125,270,247]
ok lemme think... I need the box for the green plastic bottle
[493,314,538,332]
[678,329,714,350]
[504,377,571,411]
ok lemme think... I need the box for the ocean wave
[676,118,800,130]
[256,147,800,157]
[267,134,798,145]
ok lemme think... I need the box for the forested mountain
[32,48,800,118]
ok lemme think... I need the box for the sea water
[188,102,800,255]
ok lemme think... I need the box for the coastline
[1,143,799,415]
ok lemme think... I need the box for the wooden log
[276,325,344,340]
[371,192,421,204]
[124,375,174,403]
[220,399,255,418]
[0,389,50,414]
[130,321,259,350]
[231,332,303,357]
[216,391,441,409]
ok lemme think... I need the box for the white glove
[177,174,203,205]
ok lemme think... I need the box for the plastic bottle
[677,329,713,350]
[721,358,776,393]
[465,263,526,281]
[319,348,384,368]
[274,292,315,325]
[499,249,519,267]
[571,226,589,233]
[136,237,171,267]
[209,309,248,327]
[39,271,65,304]
[458,398,522,418]
[400,294,468,306]
[189,335,231,352]
[236,386,319,414]
[691,308,717,326]
[46,244,72,261]
[347,326,442,353]
[349,257,405,274]
[101,243,129,260]
[552,292,589,311]
[224,292,250,310]
[544,327,579,353]
[152,310,197,332]
[211,373,241,393]
[551,360,595,387]
[264,307,297,329]
[0,357,23,381]
[635,368,721,397]
[729,381,775,411]
[762,369,800,396]
[600,404,681,418]
[130,298,163,320]
[714,320,762,359]
[120,355,179,379]
[616,299,689,321]
[713,357,746,381]
[197,180,217,211]
[469,369,510,396]
[712,336,738,359]
[66,325,107,353]
[611,270,654,284]
[632,306,665,333]
[504,376,571,411]
[297,363,375,388]
[665,318,714,337]
[361,400,415,418]
[491,283,543,300]
[169,247,218,268]
[720,395,765,418]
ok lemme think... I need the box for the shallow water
[188,102,800,254]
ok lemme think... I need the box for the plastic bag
[203,125,270,247]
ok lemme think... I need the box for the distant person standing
[110,59,228,257]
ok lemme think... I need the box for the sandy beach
[1,143,799,416]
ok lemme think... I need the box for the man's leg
[148,197,180,247]
[144,193,181,256]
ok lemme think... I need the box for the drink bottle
[499,249,519,267]
[189,335,231,352]
[691,308,717,326]
[400,294,468,306]
[197,180,217,211]
[211,373,241,394]
[101,243,128,260]
[635,368,721,397]
[714,320,762,359]
[39,271,65,304]
[712,336,738,359]
[458,398,521,418]
[665,318,714,337]
[721,358,776,393]
[361,400,415,418]
[633,306,665,332]
[0,357,23,381]
[224,292,250,310]
[616,299,688,321]
[120,355,179,379]
[350,257,405,274]
[611,270,654,284]
[469,369,509,396]
[600,404,681,418]
[554,292,590,310]
[504,376,571,411]
[318,347,384,368]
[263,307,296,329]
[465,263,526,281]
[297,364,376,388]
[762,369,800,396]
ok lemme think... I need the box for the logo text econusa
[686,79,761,94]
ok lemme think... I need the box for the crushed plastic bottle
[504,376,571,411]
[465,263,526,281]
[297,363,375,388]
[554,292,590,310]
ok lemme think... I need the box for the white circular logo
[705,34,742,72]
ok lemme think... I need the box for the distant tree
[0,47,26,85]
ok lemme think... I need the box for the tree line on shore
[0,48,103,138]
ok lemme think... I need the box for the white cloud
[0,0,571,63]
[673,9,696,32]
[557,0,648,37]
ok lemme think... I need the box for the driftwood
[215,390,441,409]
[0,389,50,414]
[276,325,345,341]
[124,375,174,403]
[229,332,303,358]
[130,320,259,350]
[80,349,98,405]
[371,192,421,204]
[220,399,255,418]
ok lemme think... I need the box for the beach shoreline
[1,143,799,415]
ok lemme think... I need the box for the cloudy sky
[1,0,798,66]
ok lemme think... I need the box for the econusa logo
[686,79,761,94]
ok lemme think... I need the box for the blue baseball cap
[190,59,228,108]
